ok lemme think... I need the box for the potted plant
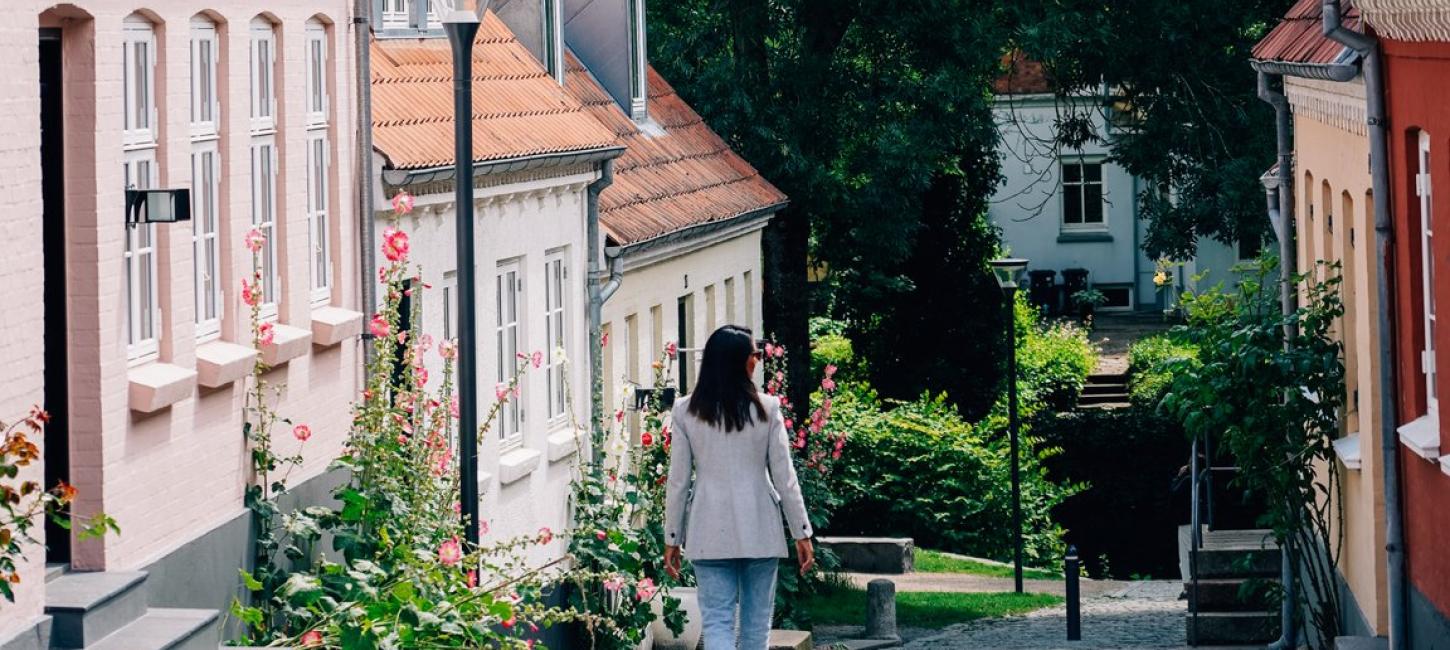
[1070,288,1108,326]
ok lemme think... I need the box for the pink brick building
[1,1,365,646]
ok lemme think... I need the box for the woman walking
[663,325,815,650]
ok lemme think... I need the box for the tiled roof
[371,13,617,170]
[563,53,788,246]
[993,51,1052,95]
[1251,0,1360,65]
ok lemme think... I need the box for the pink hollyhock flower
[439,338,458,360]
[538,527,554,544]
[511,384,521,399]
[773,345,785,358]
[258,322,276,346]
[822,378,837,392]
[495,383,509,402]
[300,630,323,647]
[825,364,839,378]
[480,520,490,535]
[615,409,624,423]
[763,343,776,357]
[396,331,408,345]
[501,618,515,629]
[784,418,794,430]
[382,227,410,262]
[600,330,610,347]
[640,432,654,447]
[369,314,389,338]
[595,529,607,541]
[467,570,478,588]
[603,574,626,592]
[666,341,678,359]
[438,537,462,567]
[415,367,429,388]
[453,501,462,513]
[244,228,266,253]
[417,333,434,354]
[775,371,785,383]
[391,191,415,215]
[449,397,460,419]
[636,577,657,601]
[293,424,312,442]
[531,350,543,368]
[241,279,259,307]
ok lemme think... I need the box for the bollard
[864,579,899,641]
[1065,545,1081,641]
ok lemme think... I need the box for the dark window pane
[1084,183,1104,223]
[1063,162,1081,183]
[1085,162,1103,183]
[1064,186,1082,224]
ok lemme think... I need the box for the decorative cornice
[1354,0,1450,41]
[1285,76,1369,137]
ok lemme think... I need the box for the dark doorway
[40,28,70,564]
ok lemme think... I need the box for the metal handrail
[1187,429,1243,645]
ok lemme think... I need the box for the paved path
[843,572,1128,598]
[898,580,1193,650]
[1088,313,1172,375]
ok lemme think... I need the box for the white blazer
[664,394,813,560]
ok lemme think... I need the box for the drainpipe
[355,0,378,362]
[1322,2,1407,647]
[1257,68,1301,650]
[587,159,621,466]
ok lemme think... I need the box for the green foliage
[913,549,1059,580]
[1016,296,1097,412]
[809,317,862,384]
[826,386,1079,566]
[1160,257,1346,645]
[1126,335,1199,407]
[805,584,1061,628]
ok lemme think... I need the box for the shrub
[1016,297,1096,412]
[825,386,1078,567]
[1126,335,1198,407]
[808,317,864,384]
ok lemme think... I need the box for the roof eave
[1249,58,1360,82]
[380,145,628,187]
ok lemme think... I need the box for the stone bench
[818,537,914,574]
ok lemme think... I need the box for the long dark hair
[687,325,767,432]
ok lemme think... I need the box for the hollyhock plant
[241,279,259,307]
[245,228,266,253]
[635,578,657,601]
[391,191,415,215]
[382,227,410,262]
[438,537,462,567]
[368,314,389,338]
[300,630,323,647]
[640,431,654,447]
[292,424,312,442]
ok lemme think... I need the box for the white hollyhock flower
[553,346,569,365]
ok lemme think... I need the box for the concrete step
[1185,611,1280,646]
[1185,578,1275,612]
[1077,402,1131,411]
[85,608,219,650]
[769,629,812,650]
[46,563,67,583]
[1335,636,1389,650]
[1078,392,1131,405]
[1088,373,1129,384]
[44,571,148,649]
[1082,383,1129,395]
[1194,530,1280,579]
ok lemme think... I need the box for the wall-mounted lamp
[126,188,191,226]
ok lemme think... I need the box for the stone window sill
[260,323,313,366]
[128,362,197,413]
[498,448,542,485]
[478,471,494,495]
[195,340,256,388]
[547,429,583,462]
[1397,413,1439,460]
[1333,433,1362,471]
[311,306,364,347]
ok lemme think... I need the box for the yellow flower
[1153,271,1169,287]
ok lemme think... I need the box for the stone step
[1078,392,1131,405]
[85,608,219,650]
[816,537,914,574]
[1077,402,1131,411]
[1088,373,1129,384]
[1335,636,1389,650]
[1185,578,1276,613]
[45,571,148,649]
[769,629,812,650]
[46,563,68,583]
[1082,383,1129,395]
[1185,611,1280,645]
[1194,530,1281,579]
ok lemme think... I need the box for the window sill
[311,307,363,347]
[478,471,494,496]
[498,448,542,485]
[1333,433,1362,471]
[1397,413,1440,460]
[547,429,583,462]
[128,362,197,413]
[260,323,313,366]
[195,340,257,388]
[1057,231,1113,243]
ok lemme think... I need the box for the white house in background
[369,8,623,560]
[989,55,1242,312]
[549,0,789,411]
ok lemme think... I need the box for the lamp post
[443,7,482,546]
[991,257,1029,594]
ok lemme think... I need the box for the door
[40,28,71,564]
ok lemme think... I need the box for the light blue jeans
[692,558,779,650]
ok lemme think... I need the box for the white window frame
[192,142,222,341]
[426,0,443,29]
[382,0,412,29]
[124,152,161,364]
[442,271,457,341]
[250,140,280,321]
[1419,131,1437,417]
[305,21,328,128]
[122,18,157,148]
[496,260,525,448]
[249,19,277,135]
[189,19,220,139]
[543,251,569,425]
[1061,158,1108,231]
[306,134,331,306]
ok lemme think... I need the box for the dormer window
[378,0,443,34]
[381,0,411,30]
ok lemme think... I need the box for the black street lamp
[991,257,1029,594]
[444,5,484,546]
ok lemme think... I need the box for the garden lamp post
[444,4,485,547]
[991,257,1029,594]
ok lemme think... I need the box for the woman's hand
[664,545,682,580]
[796,539,815,576]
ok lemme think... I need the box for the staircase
[1185,529,1281,646]
[44,568,219,650]
[1077,372,1131,410]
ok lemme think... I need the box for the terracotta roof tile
[1252,0,1360,66]
[371,13,617,170]
[993,51,1052,95]
[564,53,788,246]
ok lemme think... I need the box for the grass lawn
[806,587,1061,629]
[914,549,1061,580]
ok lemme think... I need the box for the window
[543,252,569,423]
[125,155,160,363]
[742,271,754,330]
[122,18,156,147]
[192,145,222,340]
[442,271,457,341]
[382,0,411,29]
[724,277,736,323]
[249,19,276,133]
[307,136,331,305]
[189,18,219,137]
[251,142,279,320]
[704,285,717,331]
[1419,131,1437,417]
[496,261,524,447]
[1061,160,1105,229]
[305,21,327,126]
[677,294,695,393]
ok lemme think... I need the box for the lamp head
[990,258,1030,291]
